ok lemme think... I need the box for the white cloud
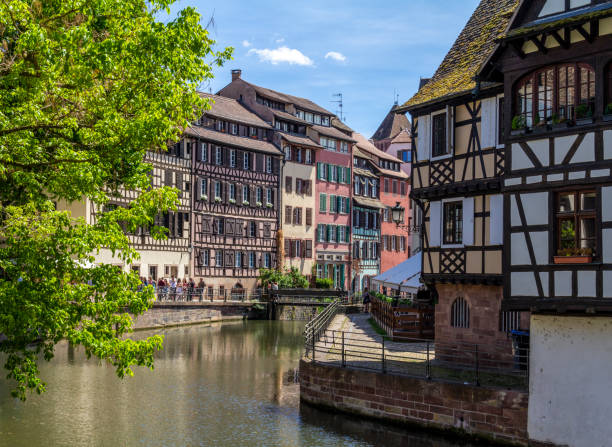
[275,37,285,43]
[325,51,347,62]
[242,40,252,47]
[248,46,314,66]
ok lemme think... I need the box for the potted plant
[242,200,250,206]
[202,194,208,201]
[256,201,263,207]
[553,247,593,264]
[214,197,221,203]
[575,104,593,125]
[266,203,273,208]
[229,198,236,204]
[511,115,527,135]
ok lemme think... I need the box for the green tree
[0,0,232,399]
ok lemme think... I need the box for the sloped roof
[280,133,323,149]
[353,132,401,163]
[185,127,282,155]
[272,109,309,125]
[198,92,272,129]
[242,80,334,115]
[312,124,356,142]
[390,128,412,145]
[401,0,520,110]
[353,196,385,210]
[371,105,410,141]
[331,117,354,134]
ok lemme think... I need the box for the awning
[371,252,422,293]
[353,196,385,210]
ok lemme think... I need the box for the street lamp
[392,202,420,234]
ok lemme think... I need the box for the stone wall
[132,303,251,330]
[277,305,320,321]
[300,359,528,446]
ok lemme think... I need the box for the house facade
[218,70,354,288]
[188,93,282,293]
[398,0,525,355]
[57,148,192,280]
[481,1,612,445]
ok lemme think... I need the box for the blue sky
[171,0,481,137]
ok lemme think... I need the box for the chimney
[232,69,242,81]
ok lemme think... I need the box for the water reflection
[0,321,476,447]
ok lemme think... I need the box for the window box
[554,255,593,264]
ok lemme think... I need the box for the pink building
[314,127,354,289]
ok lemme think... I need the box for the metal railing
[154,287,263,302]
[303,299,341,361]
[305,329,529,390]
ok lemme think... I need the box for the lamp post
[391,202,420,234]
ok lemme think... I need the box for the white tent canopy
[371,252,422,294]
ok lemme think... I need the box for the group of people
[137,277,207,300]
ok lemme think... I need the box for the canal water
[0,321,477,446]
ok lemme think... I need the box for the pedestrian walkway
[313,312,435,376]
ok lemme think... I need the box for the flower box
[553,256,593,264]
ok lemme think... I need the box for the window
[384,178,389,193]
[201,249,209,267]
[215,146,222,165]
[322,116,330,126]
[285,206,292,224]
[285,176,292,193]
[443,201,463,245]
[514,63,595,127]
[296,149,303,163]
[250,127,257,137]
[296,178,303,195]
[201,178,208,197]
[556,190,597,258]
[214,181,222,200]
[201,143,208,163]
[305,149,312,164]
[400,182,406,196]
[451,297,469,328]
[215,250,223,267]
[264,253,271,268]
[392,180,398,195]
[266,156,272,173]
[242,186,249,204]
[500,311,521,333]
[432,113,447,157]
[317,224,325,242]
[249,252,256,268]
[214,217,224,235]
[229,184,236,201]
[231,123,238,135]
[340,141,348,153]
[400,237,405,252]
[249,221,257,238]
[230,149,236,168]
[284,146,292,161]
[235,252,242,268]
[266,188,273,205]
[383,208,389,222]
[243,152,250,170]
[320,194,327,212]
[256,187,263,204]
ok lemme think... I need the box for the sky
[169,0,481,137]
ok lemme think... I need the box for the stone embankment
[133,301,259,330]
[300,314,529,446]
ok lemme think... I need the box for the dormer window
[514,63,595,130]
[250,127,257,137]
[322,116,330,126]
[231,123,238,135]
[539,0,594,18]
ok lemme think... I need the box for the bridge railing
[303,299,341,359]
[155,287,263,303]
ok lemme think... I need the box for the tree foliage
[0,0,232,399]
[259,268,309,290]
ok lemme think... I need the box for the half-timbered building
[482,2,612,445]
[397,0,524,354]
[58,147,192,280]
[186,93,282,293]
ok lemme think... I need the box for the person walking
[362,287,371,313]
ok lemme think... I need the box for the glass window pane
[580,218,596,253]
[560,219,576,250]
[559,193,575,212]
[580,192,596,211]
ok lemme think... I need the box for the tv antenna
[394,89,399,106]
[331,93,345,122]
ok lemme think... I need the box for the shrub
[315,278,334,289]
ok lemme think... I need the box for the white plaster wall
[512,144,534,170]
[530,231,548,265]
[570,133,595,164]
[554,135,576,165]
[604,130,612,160]
[511,233,530,266]
[603,187,612,222]
[578,271,596,298]
[554,271,572,297]
[529,139,549,166]
[95,248,191,279]
[604,229,612,264]
[521,192,549,226]
[529,315,612,447]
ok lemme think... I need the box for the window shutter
[285,206,292,224]
[320,194,326,212]
[463,197,475,246]
[236,150,243,170]
[480,97,497,149]
[272,157,280,175]
[429,201,441,247]
[263,223,271,238]
[446,105,455,155]
[327,164,332,182]
[336,226,341,243]
[317,162,322,179]
[306,208,312,226]
[256,154,264,172]
[490,194,504,245]
[195,178,202,201]
[306,180,312,196]
[305,240,312,258]
[286,176,292,193]
[416,115,430,161]
[285,239,292,258]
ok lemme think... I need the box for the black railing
[155,287,262,302]
[303,299,341,361]
[305,329,529,390]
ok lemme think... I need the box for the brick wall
[435,284,529,366]
[300,359,528,446]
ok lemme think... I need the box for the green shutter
[317,162,322,179]
[337,196,342,213]
[320,193,326,212]
[346,167,351,184]
[345,226,350,243]
[336,226,341,243]
[339,264,345,290]
[327,164,332,182]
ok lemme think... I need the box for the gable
[539,0,592,17]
